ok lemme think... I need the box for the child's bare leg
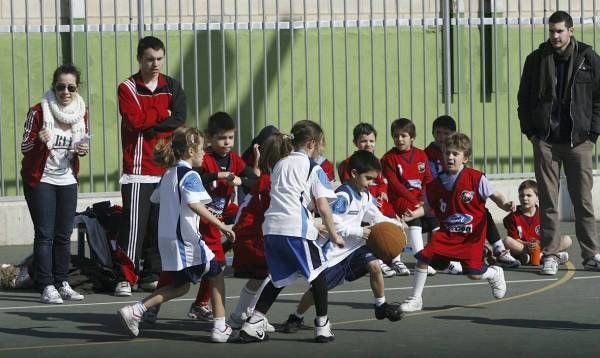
[208,270,226,319]
[503,237,526,256]
[368,260,385,298]
[143,282,191,309]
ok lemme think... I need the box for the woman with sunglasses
[21,64,89,304]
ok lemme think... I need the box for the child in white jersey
[117,127,236,343]
[239,120,344,343]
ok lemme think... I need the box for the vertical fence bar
[506,0,512,172]
[456,1,463,128]
[56,0,60,64]
[422,0,428,143]
[330,0,336,171]
[11,1,20,194]
[580,0,584,42]
[262,0,268,127]
[357,0,362,121]
[235,0,240,150]
[100,0,108,189]
[493,0,499,172]
[84,0,93,191]
[468,0,475,168]
[207,0,213,114]
[480,0,487,173]
[137,0,144,39]
[179,0,184,87]
[115,0,122,179]
[192,0,199,126]
[221,0,226,111]
[0,80,3,194]
[304,0,309,119]
[150,0,155,36]
[594,0,598,167]
[530,0,534,53]
[383,0,389,136]
[249,0,255,136]
[443,0,452,116]
[276,0,281,128]
[25,0,32,109]
[290,0,295,123]
[519,0,525,170]
[435,0,440,117]
[396,0,401,133]
[165,0,169,74]
[369,0,374,124]
[317,0,323,124]
[409,0,414,121]
[41,1,47,87]
[344,0,349,154]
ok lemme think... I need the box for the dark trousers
[118,183,161,283]
[24,182,78,291]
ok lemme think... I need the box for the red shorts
[200,224,225,262]
[232,230,268,280]
[415,230,487,275]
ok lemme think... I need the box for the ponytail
[154,127,204,168]
[258,133,294,173]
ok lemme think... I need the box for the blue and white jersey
[263,151,337,240]
[319,183,400,267]
[151,160,215,271]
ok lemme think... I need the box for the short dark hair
[346,150,382,175]
[206,111,236,136]
[52,64,81,87]
[352,122,377,141]
[432,115,457,133]
[390,118,416,138]
[518,179,538,195]
[137,36,165,59]
[548,11,573,28]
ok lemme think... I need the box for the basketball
[366,222,407,262]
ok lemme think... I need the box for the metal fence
[0,0,599,196]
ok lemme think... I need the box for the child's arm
[489,191,516,212]
[189,202,236,242]
[316,197,345,248]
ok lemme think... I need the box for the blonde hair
[258,133,294,173]
[154,127,204,167]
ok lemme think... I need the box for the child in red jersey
[400,133,515,312]
[315,155,336,182]
[503,179,572,265]
[381,118,434,275]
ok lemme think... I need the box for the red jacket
[118,72,186,176]
[20,103,89,188]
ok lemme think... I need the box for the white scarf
[41,90,86,150]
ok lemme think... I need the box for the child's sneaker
[187,303,214,321]
[583,253,600,271]
[211,324,234,343]
[442,261,463,275]
[380,261,396,278]
[314,318,334,343]
[519,253,531,265]
[142,305,160,324]
[391,261,411,276]
[114,281,132,297]
[227,314,245,330]
[282,314,304,333]
[41,285,63,304]
[118,305,141,337]
[495,250,521,268]
[427,266,437,276]
[540,255,558,275]
[487,266,507,299]
[399,296,423,312]
[57,281,84,301]
[556,252,569,265]
[239,319,268,342]
[374,302,403,321]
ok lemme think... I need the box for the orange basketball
[366,222,407,262]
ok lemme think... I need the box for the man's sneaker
[187,304,214,321]
[314,318,334,343]
[391,261,411,276]
[495,250,521,268]
[374,302,403,321]
[139,280,158,292]
[487,266,507,299]
[442,261,463,275]
[282,314,304,333]
[540,255,559,275]
[380,261,396,278]
[118,305,141,337]
[557,252,569,265]
[211,324,234,343]
[239,319,268,342]
[142,305,160,324]
[114,281,132,297]
[427,266,437,276]
[400,296,423,312]
[583,253,600,271]
[57,281,84,301]
[41,285,63,304]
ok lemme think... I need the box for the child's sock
[391,255,402,264]
[408,226,424,253]
[411,267,428,297]
[214,316,226,331]
[133,301,147,317]
[480,267,496,281]
[315,315,328,326]
[293,310,304,319]
[247,278,270,317]
[492,240,507,254]
[374,297,386,307]
[232,286,257,321]
[248,310,266,324]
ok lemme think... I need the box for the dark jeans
[24,182,78,291]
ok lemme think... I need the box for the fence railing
[0,0,599,196]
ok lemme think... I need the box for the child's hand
[362,227,371,240]
[76,142,89,156]
[502,200,516,212]
[220,226,236,243]
[217,171,233,180]
[228,175,242,186]
[330,233,345,248]
[253,143,261,165]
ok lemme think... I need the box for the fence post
[443,0,452,115]
[138,0,144,39]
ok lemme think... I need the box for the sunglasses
[54,84,78,93]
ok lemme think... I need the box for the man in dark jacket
[517,10,600,275]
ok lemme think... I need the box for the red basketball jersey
[503,206,540,243]
[381,147,432,209]
[233,173,271,236]
[425,142,444,176]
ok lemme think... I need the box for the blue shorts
[264,235,327,288]
[171,259,224,287]
[325,246,378,290]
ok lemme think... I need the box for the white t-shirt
[41,123,77,186]
[262,151,337,240]
[151,160,215,271]
[319,184,399,267]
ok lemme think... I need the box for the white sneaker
[142,305,160,324]
[426,266,437,276]
[41,285,63,304]
[228,314,275,333]
[400,296,423,312]
[391,261,411,276]
[118,305,141,337]
[380,261,396,278]
[540,255,559,275]
[487,266,507,299]
[114,281,132,297]
[187,304,214,321]
[556,252,569,265]
[583,253,600,271]
[211,324,234,343]
[442,261,463,275]
[239,318,268,342]
[314,318,334,343]
[58,281,84,301]
[495,250,521,268]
